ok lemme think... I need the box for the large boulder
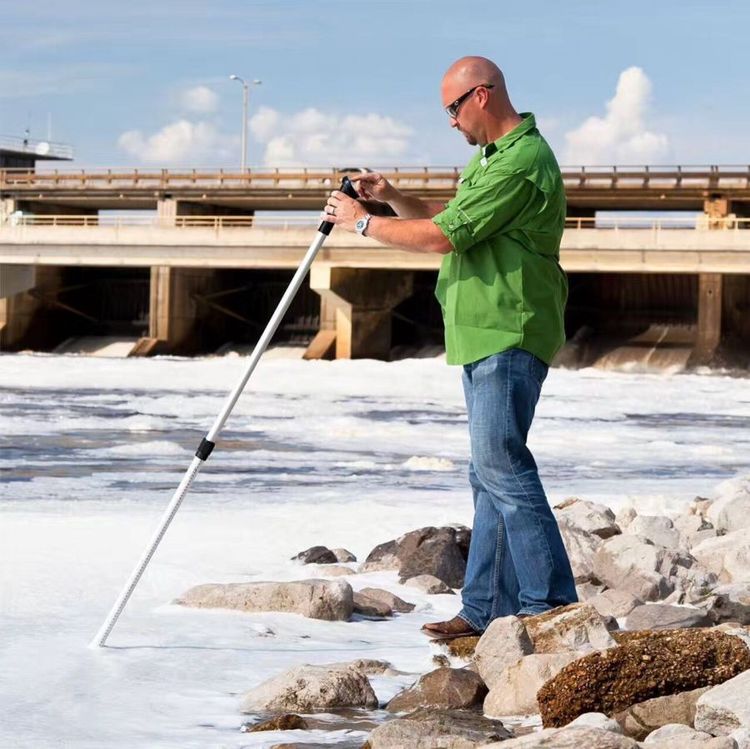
[692,531,750,583]
[240,663,377,712]
[590,589,643,619]
[360,526,469,588]
[403,574,454,594]
[707,475,750,534]
[356,587,415,614]
[704,583,750,625]
[643,723,736,747]
[553,498,621,539]
[592,535,677,601]
[626,515,682,550]
[673,514,717,550]
[386,668,487,712]
[614,687,710,740]
[175,579,353,621]
[474,616,534,690]
[522,603,617,655]
[484,652,579,717]
[292,546,338,564]
[483,726,640,748]
[366,708,512,748]
[624,603,712,631]
[695,669,750,736]
[537,629,750,727]
[557,518,603,584]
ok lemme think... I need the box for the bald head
[443,56,504,91]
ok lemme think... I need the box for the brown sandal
[420,615,483,640]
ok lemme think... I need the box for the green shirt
[433,113,568,366]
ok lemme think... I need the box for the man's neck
[483,112,524,146]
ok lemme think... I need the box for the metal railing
[0,135,74,160]
[3,214,750,231]
[1,165,750,191]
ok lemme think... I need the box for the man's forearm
[387,192,446,219]
[365,215,453,255]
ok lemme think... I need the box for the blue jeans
[458,348,577,631]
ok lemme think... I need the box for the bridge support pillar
[1,199,16,223]
[691,273,723,365]
[133,266,218,355]
[309,267,413,359]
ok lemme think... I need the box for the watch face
[356,219,366,231]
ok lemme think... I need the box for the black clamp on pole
[318,175,360,236]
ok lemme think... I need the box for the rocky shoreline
[176,477,750,748]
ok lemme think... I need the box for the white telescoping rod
[90,179,356,648]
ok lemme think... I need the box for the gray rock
[593,535,676,601]
[704,584,750,625]
[357,586,415,613]
[616,505,638,530]
[614,687,711,740]
[674,514,717,550]
[332,547,357,563]
[240,663,377,712]
[359,539,400,573]
[311,564,355,577]
[353,590,392,618]
[590,589,643,619]
[522,603,618,655]
[567,712,623,733]
[291,545,338,564]
[626,515,682,550]
[730,727,750,749]
[625,603,711,631]
[403,574,454,594]
[483,726,640,748]
[692,531,750,583]
[386,668,487,712]
[695,669,750,735]
[474,616,534,690]
[707,477,750,534]
[483,652,579,717]
[554,497,621,539]
[644,723,737,747]
[558,517,603,583]
[398,529,467,588]
[175,579,353,621]
[576,582,607,601]
[366,708,512,748]
[689,497,715,519]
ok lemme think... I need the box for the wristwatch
[355,213,372,236]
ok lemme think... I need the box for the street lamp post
[229,74,262,171]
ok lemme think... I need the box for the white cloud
[117,119,236,164]
[180,85,219,114]
[564,67,670,165]
[249,106,415,166]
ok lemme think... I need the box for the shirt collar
[481,112,536,161]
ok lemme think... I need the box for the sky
[1,0,748,170]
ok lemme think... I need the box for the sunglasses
[445,83,495,119]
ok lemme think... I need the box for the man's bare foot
[420,615,483,640]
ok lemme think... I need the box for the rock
[242,713,309,732]
[537,629,750,727]
[332,548,357,563]
[366,708,512,748]
[625,603,712,631]
[241,664,377,712]
[474,616,535,690]
[592,535,676,602]
[731,727,750,749]
[668,563,720,606]
[312,564,355,577]
[345,658,396,675]
[689,497,715,519]
[674,514,717,550]
[353,591,392,618]
[704,584,750,624]
[644,723,737,747]
[439,635,481,660]
[357,587,415,613]
[707,476,750,534]
[576,582,607,601]
[403,574,454,594]
[386,668,487,712]
[175,579,353,621]
[616,505,638,530]
[522,603,618,655]
[484,652,579,716]
[554,497,621,539]
[483,726,640,748]
[614,687,710,740]
[590,589,643,619]
[291,546,338,564]
[626,515,682,550]
[695,668,750,735]
[558,517,603,583]
[360,526,468,586]
[398,530,467,588]
[692,531,750,583]
[567,712,623,733]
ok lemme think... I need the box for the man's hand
[322,190,367,233]
[350,172,398,203]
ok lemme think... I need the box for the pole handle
[318,175,360,236]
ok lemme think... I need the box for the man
[323,56,577,638]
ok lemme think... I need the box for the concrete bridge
[1,165,749,367]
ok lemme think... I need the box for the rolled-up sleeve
[432,171,537,255]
